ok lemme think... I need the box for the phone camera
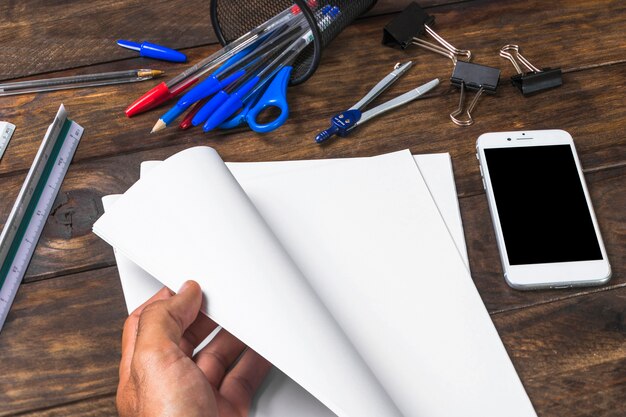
[507,138,511,141]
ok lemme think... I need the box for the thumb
[135,280,203,350]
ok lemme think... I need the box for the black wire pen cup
[210,0,378,85]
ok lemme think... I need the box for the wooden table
[0,0,624,416]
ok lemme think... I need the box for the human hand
[117,280,271,417]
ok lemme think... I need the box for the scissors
[217,65,292,133]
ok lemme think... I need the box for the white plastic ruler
[0,121,16,161]
[0,105,83,331]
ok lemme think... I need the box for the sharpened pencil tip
[151,119,167,133]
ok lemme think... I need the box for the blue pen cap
[117,40,187,63]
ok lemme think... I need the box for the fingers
[134,280,203,356]
[120,286,173,382]
[179,312,219,357]
[194,329,246,387]
[219,348,272,415]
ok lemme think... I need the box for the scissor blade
[349,61,413,112]
[357,78,439,126]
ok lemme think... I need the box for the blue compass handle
[315,109,362,143]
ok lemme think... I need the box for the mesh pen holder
[210,0,378,85]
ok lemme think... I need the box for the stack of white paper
[94,148,536,417]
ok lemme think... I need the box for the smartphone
[476,129,611,290]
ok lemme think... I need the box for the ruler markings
[0,121,16,161]
[0,106,83,331]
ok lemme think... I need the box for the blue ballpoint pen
[218,65,293,133]
[202,32,311,132]
[202,7,340,132]
[193,6,338,129]
[191,57,274,127]
[152,21,306,133]
[191,27,306,127]
[117,40,187,62]
[150,48,254,133]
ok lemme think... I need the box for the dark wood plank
[0,268,126,417]
[493,287,626,417]
[2,266,624,416]
[0,0,214,81]
[0,0,621,317]
[367,0,464,15]
[1,0,625,179]
[11,395,117,417]
[0,1,624,416]
[0,0,461,82]
[0,59,624,196]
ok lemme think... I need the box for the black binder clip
[383,2,471,64]
[449,61,500,126]
[500,44,563,96]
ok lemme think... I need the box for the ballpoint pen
[179,98,208,130]
[0,69,165,97]
[125,1,318,117]
[174,18,307,132]
[190,24,310,128]
[150,21,308,133]
[202,8,340,132]
[117,40,187,62]
[149,49,252,133]
[190,47,287,127]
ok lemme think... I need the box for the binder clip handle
[449,62,500,127]
[450,83,485,126]
[500,44,540,74]
[382,2,471,64]
[412,25,472,65]
[499,44,563,96]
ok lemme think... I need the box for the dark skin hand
[117,280,272,417]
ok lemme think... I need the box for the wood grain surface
[0,0,624,416]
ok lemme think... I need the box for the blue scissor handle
[246,66,292,133]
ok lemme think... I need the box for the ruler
[0,105,83,331]
[0,121,16,161]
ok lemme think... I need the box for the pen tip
[137,70,166,78]
[151,119,167,134]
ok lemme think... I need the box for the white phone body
[476,129,611,290]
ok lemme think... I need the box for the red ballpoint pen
[125,1,317,117]
[179,97,209,130]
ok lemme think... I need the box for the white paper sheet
[227,150,534,417]
[104,153,468,417]
[94,147,401,417]
[96,148,536,417]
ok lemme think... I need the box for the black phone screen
[484,144,602,265]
